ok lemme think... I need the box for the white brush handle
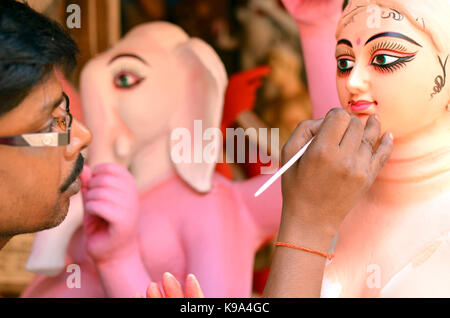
[254,137,315,197]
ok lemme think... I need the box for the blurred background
[0,0,312,297]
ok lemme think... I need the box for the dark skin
[263,108,394,297]
[0,70,92,249]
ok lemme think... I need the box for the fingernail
[164,272,174,279]
[133,293,142,298]
[187,273,204,297]
[163,272,177,285]
[187,274,199,287]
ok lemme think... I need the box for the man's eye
[40,122,54,133]
[337,59,355,71]
[56,117,67,131]
[40,117,63,133]
[113,71,144,89]
[371,55,400,66]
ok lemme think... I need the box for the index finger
[282,119,323,164]
[314,108,352,147]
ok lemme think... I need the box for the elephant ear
[170,38,227,193]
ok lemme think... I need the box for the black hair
[0,0,79,117]
[343,0,350,11]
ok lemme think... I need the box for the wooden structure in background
[23,0,122,85]
[0,234,36,297]
[67,0,121,85]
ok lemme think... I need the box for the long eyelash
[370,40,409,57]
[373,55,416,73]
[337,67,352,76]
[336,58,354,76]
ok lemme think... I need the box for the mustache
[60,154,85,193]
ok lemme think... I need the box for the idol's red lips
[349,100,377,111]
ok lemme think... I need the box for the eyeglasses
[0,92,73,147]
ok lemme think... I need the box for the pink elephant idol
[23,22,282,297]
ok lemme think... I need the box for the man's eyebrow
[108,53,149,65]
[365,32,422,47]
[42,93,64,113]
[337,39,353,48]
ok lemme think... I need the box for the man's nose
[346,62,370,95]
[64,118,92,160]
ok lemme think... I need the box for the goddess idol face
[335,4,450,140]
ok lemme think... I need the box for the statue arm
[282,0,343,119]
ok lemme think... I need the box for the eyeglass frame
[0,92,72,147]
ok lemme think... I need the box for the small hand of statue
[81,163,140,262]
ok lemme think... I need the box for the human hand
[143,273,204,298]
[281,0,344,27]
[281,109,393,238]
[81,163,140,262]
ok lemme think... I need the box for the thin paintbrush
[254,137,315,197]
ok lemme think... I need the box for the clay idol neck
[370,114,450,206]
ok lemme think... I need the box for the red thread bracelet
[274,242,335,261]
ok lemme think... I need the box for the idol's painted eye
[113,71,145,89]
[370,53,416,73]
[371,55,400,66]
[337,58,355,74]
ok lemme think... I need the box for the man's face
[0,71,92,236]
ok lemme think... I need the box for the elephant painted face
[80,27,179,167]
[80,22,227,192]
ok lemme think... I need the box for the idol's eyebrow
[337,39,353,48]
[108,53,149,65]
[365,32,422,47]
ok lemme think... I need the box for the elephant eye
[113,71,144,89]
